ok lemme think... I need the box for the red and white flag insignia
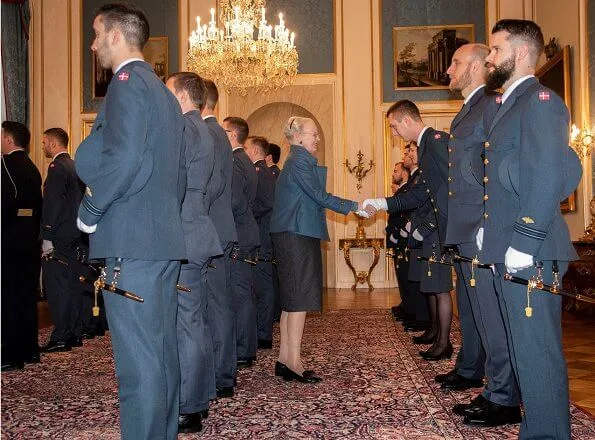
[50,163,55,168]
[434,133,441,139]
[495,96,502,104]
[255,167,260,172]
[538,91,550,101]
[118,71,130,81]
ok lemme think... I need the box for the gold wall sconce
[344,150,374,192]
[570,124,593,159]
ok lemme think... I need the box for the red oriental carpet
[2,309,595,439]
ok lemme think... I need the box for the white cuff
[412,229,423,242]
[77,217,97,234]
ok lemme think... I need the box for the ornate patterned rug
[2,309,595,439]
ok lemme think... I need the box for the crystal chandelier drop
[187,0,299,96]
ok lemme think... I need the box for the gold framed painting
[393,24,475,90]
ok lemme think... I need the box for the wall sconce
[344,150,374,192]
[570,124,593,159]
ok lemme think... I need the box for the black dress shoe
[178,412,203,433]
[200,409,208,419]
[216,386,234,398]
[41,340,71,353]
[23,351,41,364]
[237,357,253,369]
[435,368,457,384]
[258,339,273,349]
[403,320,430,332]
[453,394,488,416]
[275,361,287,377]
[81,331,96,340]
[463,401,522,426]
[282,367,322,383]
[440,373,484,391]
[69,336,83,347]
[95,328,106,337]
[420,343,453,361]
[1,361,24,372]
[391,305,403,315]
[412,334,437,344]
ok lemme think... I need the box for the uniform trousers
[231,255,257,359]
[206,243,237,388]
[43,238,82,342]
[495,261,570,440]
[102,258,180,440]
[177,260,216,413]
[254,247,275,342]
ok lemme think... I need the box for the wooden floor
[38,287,595,416]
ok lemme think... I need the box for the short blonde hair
[283,116,313,142]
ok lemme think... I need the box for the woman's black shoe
[412,334,437,344]
[420,343,453,361]
[275,361,287,377]
[282,367,322,383]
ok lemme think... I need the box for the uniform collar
[114,58,145,73]
[463,84,485,105]
[52,151,68,161]
[417,126,430,146]
[502,75,535,103]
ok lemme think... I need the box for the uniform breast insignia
[255,166,260,172]
[522,216,535,224]
[538,91,550,101]
[86,186,93,197]
[118,71,130,81]
[434,133,441,139]
[495,96,502,104]
[50,163,55,168]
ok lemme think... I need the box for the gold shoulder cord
[92,268,107,317]
[470,255,479,287]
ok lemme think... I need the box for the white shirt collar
[232,146,244,152]
[502,75,534,103]
[5,148,25,155]
[416,126,430,146]
[202,114,216,120]
[52,151,68,161]
[463,84,485,105]
[398,181,407,189]
[114,58,144,73]
[409,166,419,175]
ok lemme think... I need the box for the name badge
[17,209,33,217]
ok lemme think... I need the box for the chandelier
[187,0,299,96]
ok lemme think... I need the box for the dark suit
[177,110,222,415]
[479,77,581,439]
[204,115,238,389]
[1,150,42,366]
[386,128,451,294]
[252,159,276,343]
[75,60,186,440]
[41,152,85,344]
[447,87,520,405]
[270,164,280,180]
[231,147,260,359]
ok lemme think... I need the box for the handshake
[355,198,388,219]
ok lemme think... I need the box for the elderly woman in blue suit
[270,116,370,383]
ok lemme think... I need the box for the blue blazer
[270,145,357,241]
[75,61,186,260]
[478,77,581,263]
[231,147,260,251]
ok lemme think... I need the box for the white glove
[363,198,388,211]
[399,228,408,238]
[476,227,484,251]
[412,229,423,242]
[389,234,398,244]
[505,246,534,274]
[405,221,412,233]
[42,240,54,255]
[355,209,371,218]
[77,217,97,234]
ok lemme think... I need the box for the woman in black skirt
[269,116,372,383]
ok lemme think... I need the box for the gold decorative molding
[344,150,374,192]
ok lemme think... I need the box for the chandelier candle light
[188,0,298,96]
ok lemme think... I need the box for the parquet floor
[38,286,595,416]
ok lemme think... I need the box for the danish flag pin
[495,96,502,104]
[538,91,550,101]
[118,71,129,81]
[434,133,441,139]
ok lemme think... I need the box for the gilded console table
[339,218,384,290]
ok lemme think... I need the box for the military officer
[365,100,453,361]
[166,72,223,434]
[478,19,582,439]
[40,128,86,353]
[75,4,186,439]
[202,80,239,399]
[442,43,522,426]
[245,135,276,349]
[223,116,260,369]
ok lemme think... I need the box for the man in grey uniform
[442,43,521,426]
[202,80,239,399]
[479,19,582,438]
[223,116,260,370]
[166,72,222,434]
[75,4,186,439]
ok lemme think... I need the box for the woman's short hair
[283,116,312,141]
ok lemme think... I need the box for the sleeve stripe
[514,223,546,240]
[82,196,105,216]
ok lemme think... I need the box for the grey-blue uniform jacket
[270,144,357,241]
[75,61,186,260]
[232,147,260,251]
[252,159,276,250]
[181,110,222,263]
[386,128,450,255]
[445,87,501,246]
[204,116,237,245]
[476,77,581,263]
